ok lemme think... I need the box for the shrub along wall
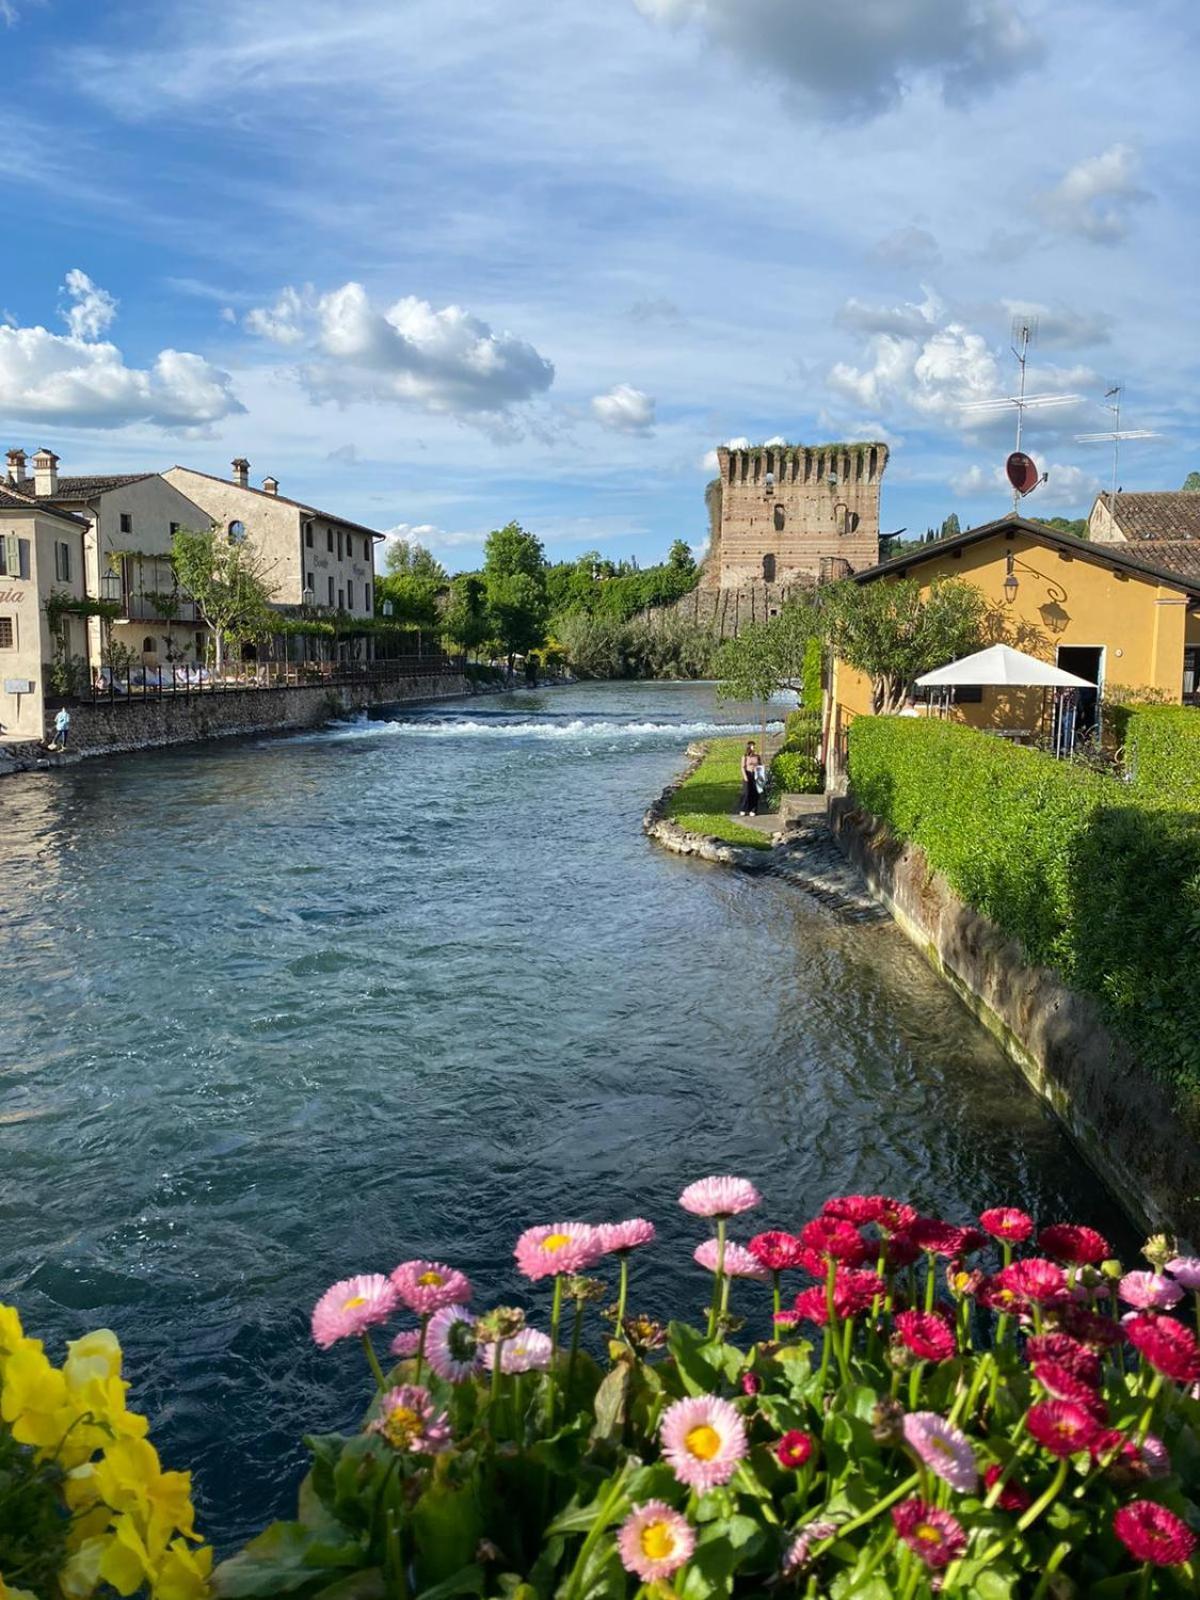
[1108,703,1200,808]
[848,717,1200,1095]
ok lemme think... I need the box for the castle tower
[708,441,889,587]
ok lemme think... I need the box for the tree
[1039,516,1089,538]
[384,539,446,581]
[715,600,819,703]
[817,577,986,714]
[1183,472,1200,492]
[483,522,548,671]
[667,539,696,575]
[940,513,961,539]
[442,573,491,658]
[375,572,441,629]
[171,526,278,672]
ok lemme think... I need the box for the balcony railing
[48,653,461,708]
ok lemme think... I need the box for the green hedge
[783,707,821,746]
[768,748,823,800]
[1109,704,1200,808]
[801,635,823,710]
[848,717,1200,1093]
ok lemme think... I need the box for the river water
[0,681,1129,1545]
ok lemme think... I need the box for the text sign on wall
[4,679,35,694]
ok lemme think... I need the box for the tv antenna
[1074,385,1160,511]
[960,318,1083,511]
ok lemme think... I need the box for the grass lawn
[665,736,772,849]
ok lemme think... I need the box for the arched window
[142,636,154,654]
[228,519,246,545]
[773,503,785,532]
[762,553,776,583]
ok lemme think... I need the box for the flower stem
[807,1471,921,1558]
[415,1314,429,1385]
[563,1460,633,1600]
[772,1269,781,1321]
[924,1254,936,1314]
[616,1256,630,1340]
[362,1331,387,1394]
[707,1218,727,1340]
[547,1276,565,1431]
[973,1457,1069,1571]
[567,1295,584,1397]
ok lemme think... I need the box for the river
[0,680,1130,1545]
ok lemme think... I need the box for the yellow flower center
[916,1523,941,1545]
[928,1435,955,1459]
[417,1271,444,1287]
[381,1405,422,1450]
[542,1233,572,1252]
[342,1295,368,1310]
[640,1522,676,1561]
[685,1424,722,1461]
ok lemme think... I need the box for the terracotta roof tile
[0,484,90,526]
[1106,492,1200,542]
[15,473,155,502]
[1126,540,1200,579]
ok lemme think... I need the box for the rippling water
[0,681,1130,1546]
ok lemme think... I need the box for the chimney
[231,457,250,488]
[6,448,26,486]
[262,476,279,495]
[33,447,59,497]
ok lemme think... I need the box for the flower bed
[214,1184,1200,1598]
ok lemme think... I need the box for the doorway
[1056,645,1103,736]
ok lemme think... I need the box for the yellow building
[830,515,1200,748]
[0,484,90,742]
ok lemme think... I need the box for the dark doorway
[1057,645,1102,735]
[762,553,776,582]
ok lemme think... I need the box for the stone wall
[54,674,470,758]
[830,795,1200,1244]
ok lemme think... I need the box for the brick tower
[708,441,889,587]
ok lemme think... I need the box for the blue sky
[1,0,1196,571]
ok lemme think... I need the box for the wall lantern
[1003,551,1019,603]
[99,570,122,602]
[301,586,315,609]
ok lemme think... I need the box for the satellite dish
[1005,451,1040,496]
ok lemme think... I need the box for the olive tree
[817,576,986,714]
[171,526,278,672]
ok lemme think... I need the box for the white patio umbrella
[915,643,1096,754]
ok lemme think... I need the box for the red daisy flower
[1113,1501,1198,1567]
[1026,1400,1103,1457]
[775,1429,814,1469]
[894,1309,957,1363]
[1125,1315,1200,1385]
[1054,1304,1126,1349]
[799,1217,868,1267]
[1038,1223,1110,1266]
[791,1267,884,1324]
[890,1500,967,1569]
[1025,1333,1102,1386]
[910,1217,967,1257]
[983,1463,1032,1512]
[1032,1360,1108,1417]
[884,1231,921,1270]
[747,1231,807,1272]
[979,1206,1034,1243]
[995,1258,1068,1305]
[822,1194,916,1234]
[977,1276,1024,1314]
[1089,1428,1141,1472]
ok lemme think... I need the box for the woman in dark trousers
[739,740,761,816]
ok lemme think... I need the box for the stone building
[709,441,889,588]
[0,483,89,741]
[1088,490,1200,547]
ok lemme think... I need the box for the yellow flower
[0,1577,41,1600]
[92,1437,199,1553]
[0,1338,70,1449]
[152,1538,213,1600]
[98,1514,155,1597]
[64,1463,115,1549]
[0,1302,25,1358]
[64,1328,123,1387]
[59,1535,108,1600]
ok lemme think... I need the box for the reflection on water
[0,681,1130,1545]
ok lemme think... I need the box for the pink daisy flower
[747,1231,807,1271]
[617,1501,695,1583]
[1031,1360,1107,1417]
[425,1305,477,1382]
[678,1176,761,1219]
[902,1412,979,1494]
[891,1501,967,1569]
[1166,1255,1200,1290]
[660,1395,748,1491]
[371,1385,451,1454]
[1120,1271,1184,1311]
[781,1520,838,1576]
[482,1327,553,1374]
[596,1218,656,1255]
[513,1223,600,1281]
[388,1329,422,1359]
[1026,1400,1102,1457]
[390,1260,472,1316]
[995,1257,1068,1306]
[1113,1501,1197,1567]
[979,1206,1034,1243]
[1140,1434,1172,1480]
[693,1239,770,1279]
[311,1273,399,1349]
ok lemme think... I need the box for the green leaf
[970,1571,1019,1600]
[411,1481,485,1589]
[212,1521,366,1599]
[413,1563,486,1600]
[591,1363,631,1445]
[317,1574,387,1600]
[666,1321,719,1397]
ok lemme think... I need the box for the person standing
[51,706,71,751]
[739,740,762,816]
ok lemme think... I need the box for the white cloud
[632,0,1041,118]
[242,281,555,426]
[996,300,1113,349]
[836,288,943,338]
[591,383,656,434]
[382,522,484,555]
[1036,144,1151,244]
[60,269,117,340]
[700,434,751,470]
[870,226,941,269]
[0,270,243,430]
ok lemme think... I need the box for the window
[0,534,28,578]
[227,519,246,545]
[346,580,354,609]
[364,537,371,560]
[119,513,132,534]
[306,570,314,592]
[773,504,785,532]
[336,530,344,560]
[338,588,345,609]
[327,529,333,553]
[169,522,180,536]
[305,522,314,548]
[365,584,372,612]
[54,540,72,582]
[762,553,776,582]
[142,637,154,654]
[1185,648,1200,701]
[0,617,13,649]
[328,576,335,605]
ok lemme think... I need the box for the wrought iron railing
[46,653,461,708]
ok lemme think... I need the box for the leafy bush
[1108,705,1200,809]
[209,1186,1200,1599]
[801,635,823,710]
[848,718,1200,1091]
[783,708,821,747]
[767,748,823,801]
[557,613,717,681]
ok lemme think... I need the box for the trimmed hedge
[767,747,822,800]
[848,717,1200,1093]
[1109,703,1200,808]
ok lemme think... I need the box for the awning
[916,643,1095,689]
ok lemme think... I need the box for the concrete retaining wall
[830,794,1200,1244]
[50,674,471,758]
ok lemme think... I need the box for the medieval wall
[711,442,888,586]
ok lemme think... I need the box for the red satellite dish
[1006,451,1040,496]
